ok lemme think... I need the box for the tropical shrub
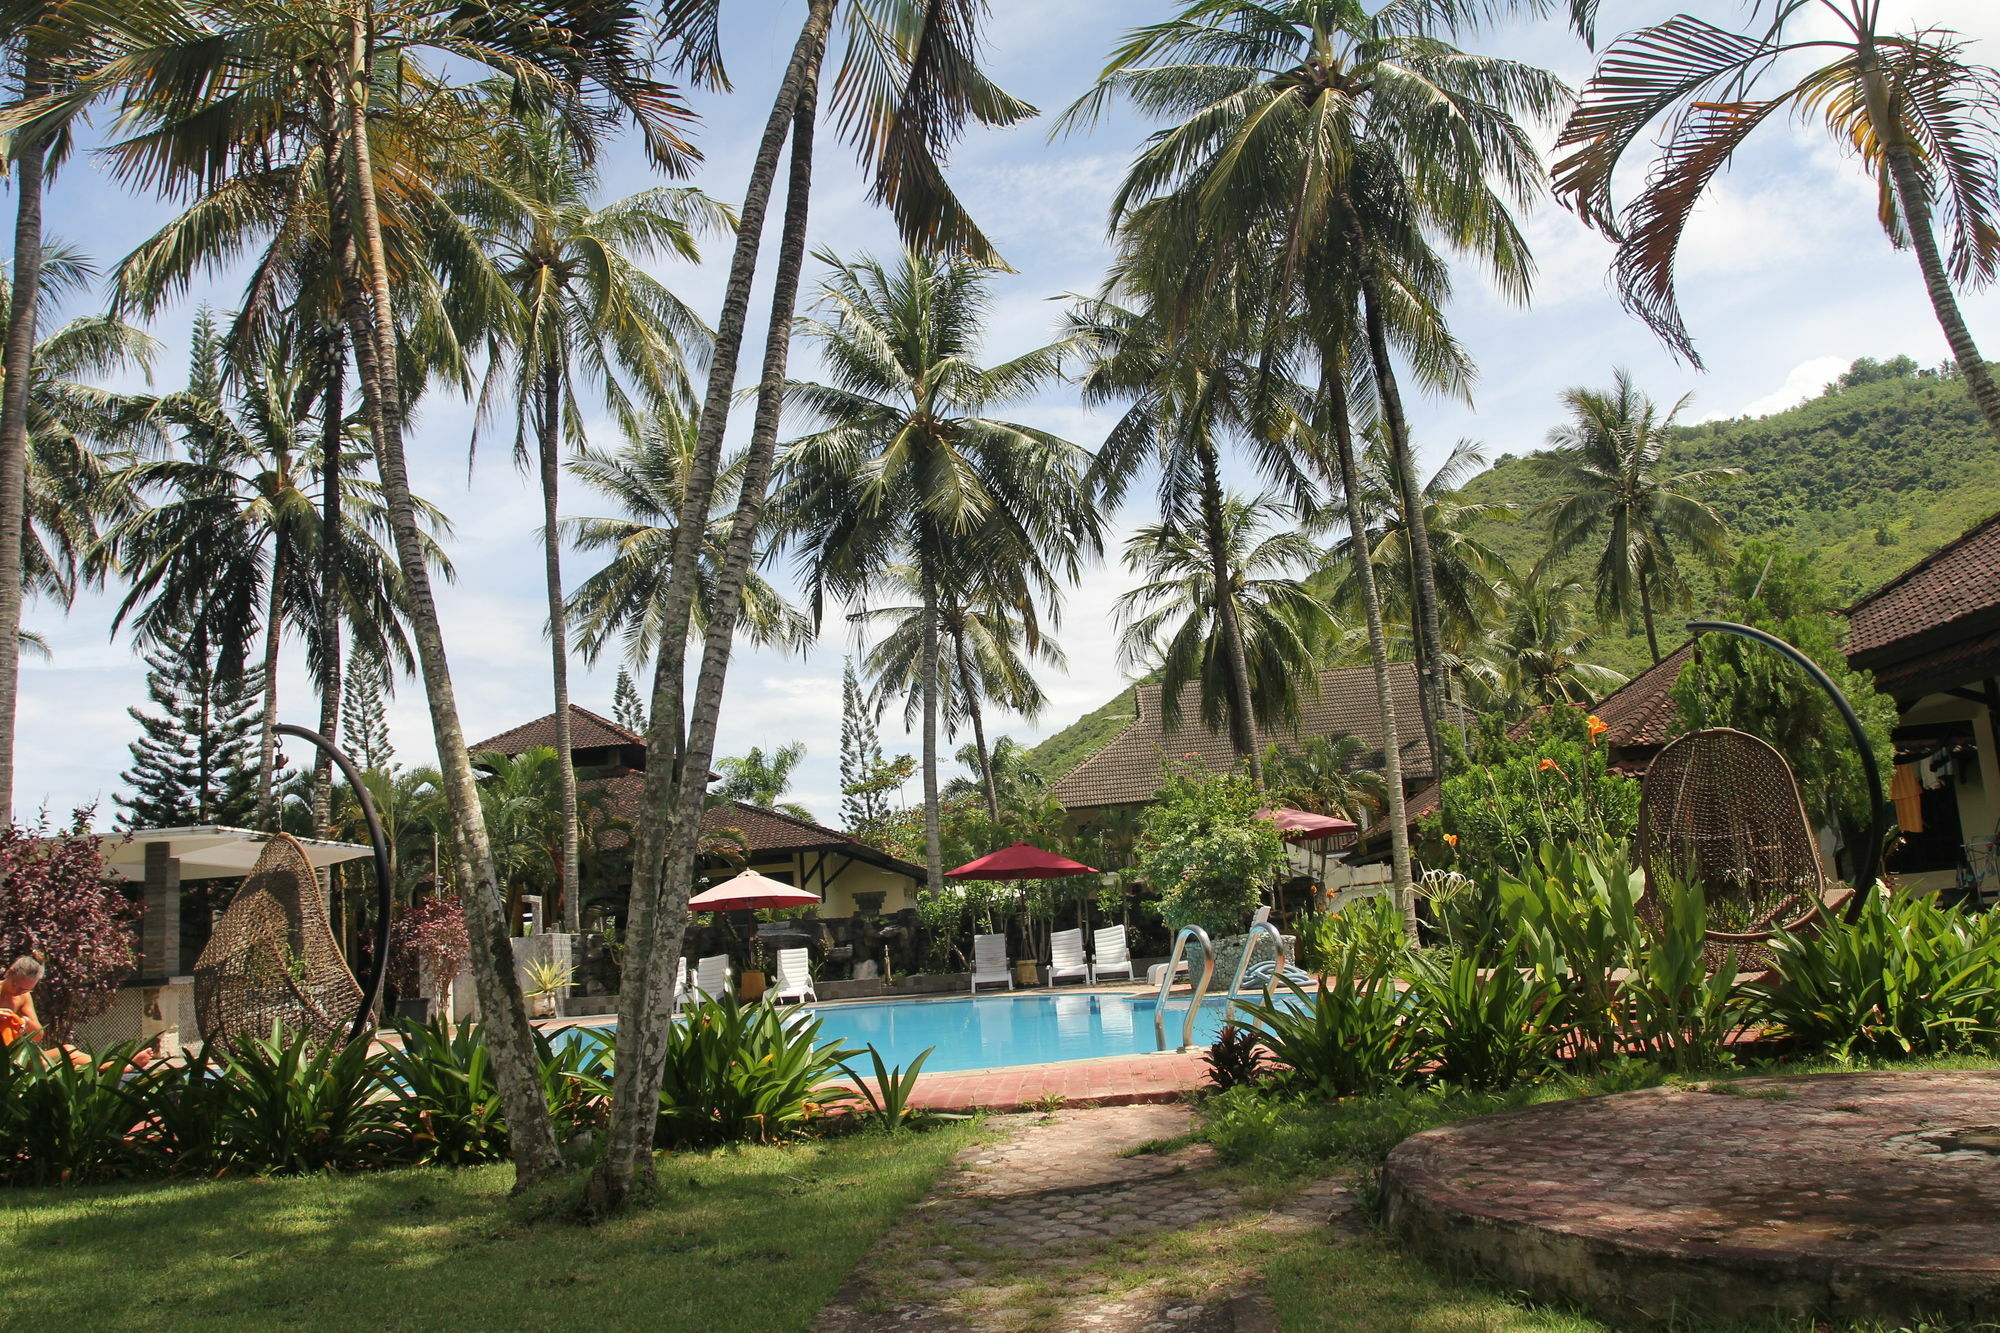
[0,1039,146,1184]
[1750,892,2000,1058]
[1424,709,1638,881]
[1237,972,1423,1098]
[0,812,140,1039]
[1136,769,1287,943]
[388,898,469,1010]
[1404,952,1567,1090]
[842,1045,939,1129]
[383,1017,509,1166]
[210,1027,408,1174]
[1295,897,1410,977]
[1202,1022,1268,1092]
[1624,878,1741,1070]
[1499,845,1645,1067]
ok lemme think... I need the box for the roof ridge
[723,798,848,841]
[569,702,642,743]
[1846,509,2000,615]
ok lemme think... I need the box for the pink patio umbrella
[689,868,822,912]
[1256,808,1359,921]
[946,841,1098,880]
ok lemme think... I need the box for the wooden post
[139,842,181,979]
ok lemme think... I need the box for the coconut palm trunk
[338,16,562,1184]
[1360,280,1447,771]
[312,329,345,837]
[957,628,1000,822]
[0,50,47,820]
[537,366,582,934]
[1196,443,1263,782]
[1324,365,1414,938]
[255,539,286,827]
[591,0,835,1211]
[1859,49,2000,440]
[919,565,944,892]
[1637,570,1660,664]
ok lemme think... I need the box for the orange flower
[1586,714,1608,744]
[1443,833,1458,847]
[1537,758,1568,778]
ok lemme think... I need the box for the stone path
[815,1104,1352,1333]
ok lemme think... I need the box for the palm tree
[472,747,568,932]
[1066,0,1568,768]
[1533,371,1738,664]
[1117,495,1338,745]
[714,742,811,821]
[45,0,705,1186]
[563,405,812,672]
[457,91,729,935]
[1264,734,1386,826]
[108,315,444,828]
[849,563,1062,822]
[1554,0,2000,440]
[772,250,1100,899]
[1465,578,1628,716]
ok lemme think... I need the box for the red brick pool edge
[899,1049,1211,1112]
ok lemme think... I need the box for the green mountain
[1028,359,2000,779]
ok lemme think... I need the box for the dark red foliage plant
[0,810,139,1039]
[389,897,469,1007]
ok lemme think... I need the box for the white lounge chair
[1092,925,1135,983]
[670,957,691,1014]
[970,933,1013,992]
[1048,928,1092,986]
[694,953,732,1001]
[769,947,816,1005]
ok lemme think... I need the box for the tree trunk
[0,51,48,822]
[920,568,944,892]
[313,329,345,837]
[1861,50,2000,443]
[1638,571,1660,665]
[1324,365,1414,939]
[338,15,562,1186]
[538,366,582,935]
[1196,442,1264,783]
[255,538,286,828]
[956,627,999,822]
[1361,279,1448,775]
[589,0,834,1213]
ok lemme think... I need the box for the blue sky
[18,0,2000,827]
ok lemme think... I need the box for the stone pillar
[138,842,181,979]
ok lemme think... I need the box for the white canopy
[97,826,373,882]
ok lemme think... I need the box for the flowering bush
[1136,769,1287,942]
[388,898,469,1008]
[0,811,138,1040]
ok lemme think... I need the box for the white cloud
[1723,355,1853,421]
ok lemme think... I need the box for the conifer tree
[115,629,263,828]
[839,659,888,832]
[612,668,646,735]
[342,648,395,772]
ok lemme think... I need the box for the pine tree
[342,647,395,771]
[115,629,263,828]
[612,668,646,734]
[839,659,888,832]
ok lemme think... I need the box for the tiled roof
[582,775,924,879]
[1050,663,1450,810]
[1590,641,1695,749]
[470,705,641,756]
[1846,511,2000,663]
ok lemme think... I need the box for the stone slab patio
[1384,1070,2000,1329]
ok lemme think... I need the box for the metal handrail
[1154,924,1215,1052]
[1224,920,1289,1023]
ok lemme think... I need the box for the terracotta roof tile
[582,776,924,879]
[1846,511,2000,663]
[1590,641,1694,749]
[1050,663,1451,810]
[470,705,641,756]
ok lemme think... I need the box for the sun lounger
[970,933,1012,992]
[1048,928,1092,986]
[769,948,815,1005]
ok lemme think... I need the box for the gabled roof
[1050,662,1449,811]
[1844,512,2000,699]
[1590,641,1694,751]
[471,704,642,756]
[582,775,925,880]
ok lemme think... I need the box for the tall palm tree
[1533,371,1737,664]
[849,562,1062,822]
[1464,577,1628,716]
[563,405,812,672]
[1066,0,1568,768]
[713,742,811,821]
[1554,0,2000,440]
[41,0,705,1186]
[1264,733,1386,826]
[773,249,1100,899]
[1117,495,1338,745]
[457,91,729,935]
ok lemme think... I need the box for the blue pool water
[571,992,1293,1073]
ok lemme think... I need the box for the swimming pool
[591,992,1290,1073]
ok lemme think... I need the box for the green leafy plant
[1625,878,1741,1071]
[841,1045,940,1130]
[127,1052,242,1177]
[0,1039,145,1184]
[1136,768,1287,944]
[1500,845,1645,1068]
[1403,952,1567,1090]
[384,1017,510,1166]
[210,1027,408,1174]
[522,957,576,998]
[1295,897,1411,977]
[1237,973,1423,1098]
[1750,892,2000,1059]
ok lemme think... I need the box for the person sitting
[1,955,154,1070]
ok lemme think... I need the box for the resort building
[469,706,925,920]
[1843,512,2000,901]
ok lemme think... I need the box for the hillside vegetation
[1028,360,2000,778]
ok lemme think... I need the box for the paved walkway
[815,1104,1351,1333]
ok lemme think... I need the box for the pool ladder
[1153,921,1291,1052]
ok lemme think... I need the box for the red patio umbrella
[945,841,1098,880]
[688,869,822,911]
[1256,807,1358,845]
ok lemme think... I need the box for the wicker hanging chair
[193,832,364,1052]
[1637,727,1836,969]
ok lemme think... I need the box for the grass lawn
[0,1123,978,1331]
